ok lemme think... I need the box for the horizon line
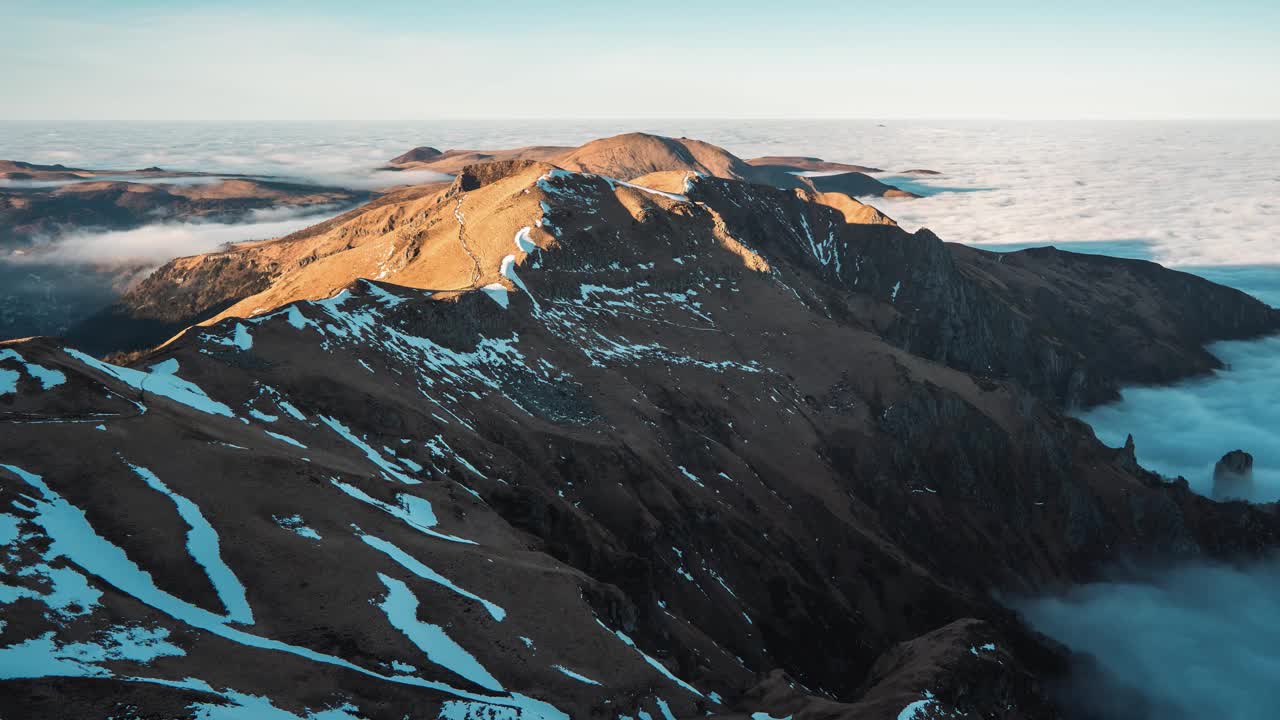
[3,116,1279,124]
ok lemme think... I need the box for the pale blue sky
[2,0,1278,120]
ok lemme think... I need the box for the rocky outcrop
[1214,450,1255,500]
[447,158,552,195]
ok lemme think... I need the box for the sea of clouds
[1017,558,1280,720]
[1083,335,1280,501]
[703,120,1280,269]
[4,119,1276,266]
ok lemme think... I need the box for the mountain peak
[389,146,444,164]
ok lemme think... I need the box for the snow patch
[481,284,510,309]
[361,533,505,621]
[330,479,475,545]
[274,514,321,540]
[320,415,419,484]
[676,466,704,487]
[0,368,17,395]
[0,464,565,717]
[375,573,503,691]
[500,255,540,310]
[126,462,254,624]
[594,618,711,701]
[0,348,66,390]
[265,430,307,448]
[514,226,537,253]
[65,349,234,417]
[552,664,602,686]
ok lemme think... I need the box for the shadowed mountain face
[4,149,1280,719]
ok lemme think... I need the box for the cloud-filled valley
[1082,336,1280,501]
[11,205,344,267]
[0,205,346,341]
[1019,558,1280,720]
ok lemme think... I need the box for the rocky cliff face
[947,246,1280,407]
[669,176,1280,409]
[4,152,1280,719]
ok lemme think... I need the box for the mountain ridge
[381,133,914,198]
[5,132,1280,720]
[66,149,1280,409]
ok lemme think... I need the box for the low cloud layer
[1082,335,1280,501]
[0,175,238,189]
[9,119,1276,266]
[0,168,449,192]
[1,124,464,194]
[802,122,1280,269]
[1019,559,1280,720]
[7,206,340,268]
[304,168,452,190]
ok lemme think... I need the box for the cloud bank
[850,122,1280,268]
[7,120,1276,266]
[1081,335,1280,501]
[8,206,340,268]
[304,168,453,191]
[1019,558,1280,720]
